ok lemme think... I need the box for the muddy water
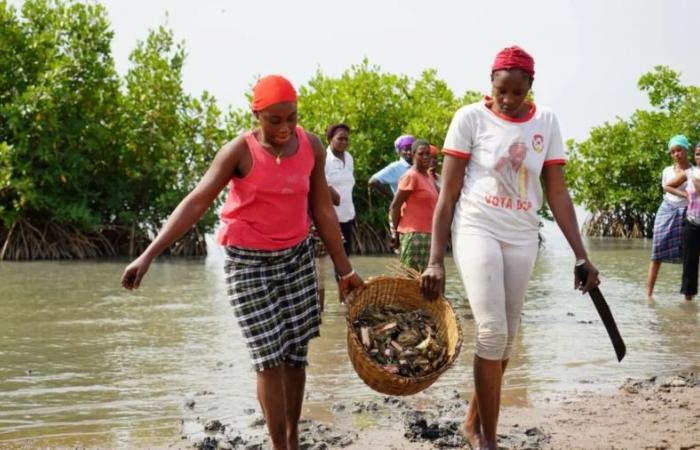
[1,225,699,448]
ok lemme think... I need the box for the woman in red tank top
[120,75,364,450]
[389,139,439,273]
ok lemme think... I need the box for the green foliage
[119,26,224,245]
[0,0,224,258]
[638,65,688,111]
[0,0,121,228]
[567,66,700,237]
[1,1,491,257]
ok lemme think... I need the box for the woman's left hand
[338,272,365,304]
[391,232,401,251]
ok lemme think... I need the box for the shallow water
[1,225,699,448]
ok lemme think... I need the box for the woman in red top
[428,144,442,189]
[389,139,439,272]
[121,75,364,450]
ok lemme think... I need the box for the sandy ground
[192,372,700,450]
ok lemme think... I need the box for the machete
[575,259,626,362]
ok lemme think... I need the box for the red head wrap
[491,46,535,76]
[251,75,297,111]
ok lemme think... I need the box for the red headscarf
[491,46,535,76]
[251,75,297,111]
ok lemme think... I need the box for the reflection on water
[1,228,699,448]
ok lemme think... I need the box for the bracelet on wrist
[340,269,356,280]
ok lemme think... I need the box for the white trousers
[453,233,538,361]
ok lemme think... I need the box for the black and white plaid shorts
[224,237,321,372]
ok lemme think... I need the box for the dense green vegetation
[3,1,687,259]
[0,0,480,259]
[566,66,700,238]
[0,0,224,259]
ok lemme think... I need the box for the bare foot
[462,420,482,449]
[479,439,498,450]
[685,295,694,301]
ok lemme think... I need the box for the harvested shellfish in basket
[352,305,448,377]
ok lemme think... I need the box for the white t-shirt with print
[443,100,567,246]
[325,147,356,222]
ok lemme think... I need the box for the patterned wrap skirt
[651,200,686,263]
[224,237,321,372]
[399,232,432,273]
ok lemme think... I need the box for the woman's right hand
[338,272,365,304]
[420,264,445,300]
[121,255,153,290]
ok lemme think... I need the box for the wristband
[340,269,356,280]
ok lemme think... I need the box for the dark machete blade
[575,262,626,362]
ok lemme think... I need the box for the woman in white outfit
[420,46,600,450]
[324,123,355,256]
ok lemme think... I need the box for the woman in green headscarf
[646,134,691,300]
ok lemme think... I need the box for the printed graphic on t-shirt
[492,140,529,201]
[532,134,544,153]
[442,102,567,246]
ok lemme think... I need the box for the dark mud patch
[497,425,550,450]
[620,372,700,394]
[403,410,466,448]
[402,409,550,450]
[192,418,357,450]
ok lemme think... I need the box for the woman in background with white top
[325,123,355,256]
[665,140,699,301]
[646,135,690,300]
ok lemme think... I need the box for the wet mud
[189,372,700,450]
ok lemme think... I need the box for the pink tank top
[217,126,315,250]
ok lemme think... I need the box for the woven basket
[346,276,463,396]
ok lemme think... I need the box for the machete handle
[574,258,589,287]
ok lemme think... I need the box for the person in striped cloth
[121,75,364,450]
[646,135,691,300]
[663,139,699,301]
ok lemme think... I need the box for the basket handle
[386,262,422,280]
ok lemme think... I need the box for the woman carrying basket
[420,46,599,450]
[121,75,364,450]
